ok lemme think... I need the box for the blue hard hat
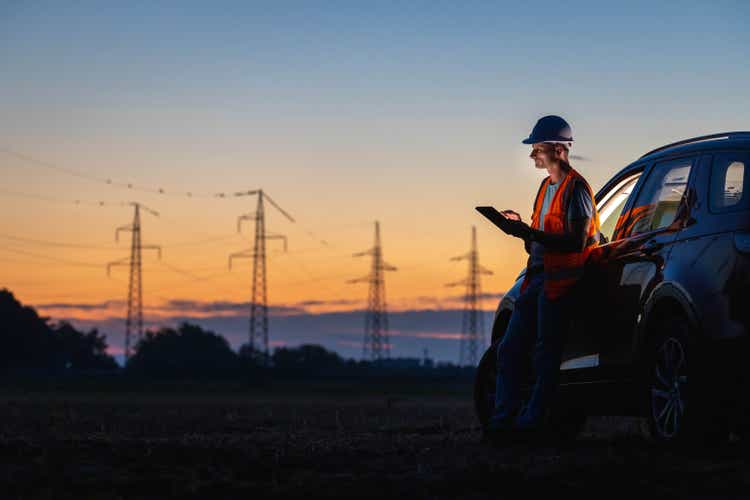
[522,115,573,144]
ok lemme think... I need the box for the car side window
[709,152,748,213]
[597,173,641,243]
[615,157,694,238]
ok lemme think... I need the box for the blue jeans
[493,272,574,428]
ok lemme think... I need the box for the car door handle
[642,239,663,254]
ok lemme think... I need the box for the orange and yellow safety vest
[523,167,601,300]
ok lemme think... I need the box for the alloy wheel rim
[651,336,688,439]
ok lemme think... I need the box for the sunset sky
[2,1,748,363]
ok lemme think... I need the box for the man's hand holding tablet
[499,210,522,222]
[475,206,533,240]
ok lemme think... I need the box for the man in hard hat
[487,115,601,439]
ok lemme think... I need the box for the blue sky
[3,1,747,143]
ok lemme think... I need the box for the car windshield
[597,173,641,242]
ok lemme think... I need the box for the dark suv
[475,132,750,444]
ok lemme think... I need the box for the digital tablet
[475,206,517,234]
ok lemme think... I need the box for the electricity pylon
[446,226,492,367]
[348,221,397,361]
[107,202,161,362]
[229,189,293,362]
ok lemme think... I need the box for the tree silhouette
[126,322,239,379]
[0,289,56,374]
[52,322,118,371]
[0,289,117,375]
[272,344,344,375]
[238,342,266,367]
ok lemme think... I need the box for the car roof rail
[639,131,750,159]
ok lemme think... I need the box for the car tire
[643,311,729,447]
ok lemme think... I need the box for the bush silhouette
[272,344,344,375]
[126,322,240,379]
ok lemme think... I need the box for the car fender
[636,280,701,360]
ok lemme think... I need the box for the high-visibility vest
[522,167,601,300]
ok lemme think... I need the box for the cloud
[35,292,506,365]
[36,291,504,319]
[391,331,464,340]
[37,300,125,311]
[294,298,362,307]
[336,340,362,349]
[43,306,499,365]
[160,299,305,316]
[407,292,504,310]
[37,298,307,318]
[36,297,366,318]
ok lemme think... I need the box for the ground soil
[0,382,748,499]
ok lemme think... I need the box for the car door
[559,168,643,375]
[592,155,700,379]
[667,151,750,344]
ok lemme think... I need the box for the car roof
[637,131,750,162]
[596,131,750,201]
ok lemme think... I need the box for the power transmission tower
[107,203,161,362]
[446,226,492,367]
[348,221,397,361]
[229,189,293,362]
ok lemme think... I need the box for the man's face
[529,142,557,169]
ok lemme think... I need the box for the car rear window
[709,152,749,213]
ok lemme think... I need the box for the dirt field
[0,382,748,499]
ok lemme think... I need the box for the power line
[2,147,257,199]
[0,246,105,268]
[0,231,245,252]
[106,274,187,305]
[157,260,227,282]
[270,248,354,297]
[0,188,129,207]
[2,148,331,249]
[161,234,239,248]
[0,233,121,250]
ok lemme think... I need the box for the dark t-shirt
[528,173,595,268]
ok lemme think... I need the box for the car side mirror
[682,216,697,229]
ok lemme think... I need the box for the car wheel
[644,312,728,446]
